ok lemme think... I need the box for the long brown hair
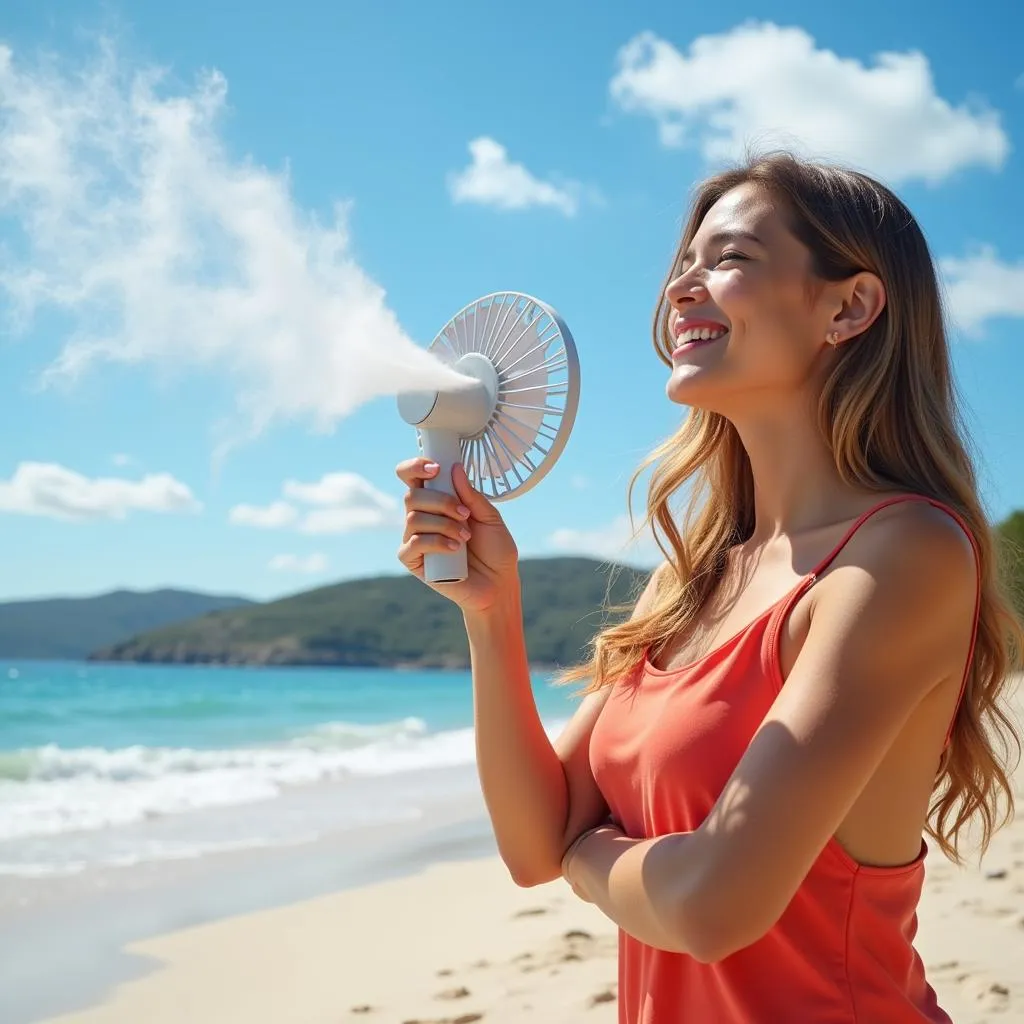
[559,152,1022,863]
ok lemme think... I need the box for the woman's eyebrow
[681,230,765,265]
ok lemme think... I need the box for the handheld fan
[397,291,580,584]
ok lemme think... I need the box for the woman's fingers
[395,457,440,488]
[403,510,471,546]
[403,484,471,522]
[397,531,464,569]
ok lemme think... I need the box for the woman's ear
[829,271,886,345]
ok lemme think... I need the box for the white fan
[398,291,581,584]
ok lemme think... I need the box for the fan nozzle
[396,352,499,435]
[397,353,500,585]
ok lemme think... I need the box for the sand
[40,700,1024,1023]
[38,819,1024,1024]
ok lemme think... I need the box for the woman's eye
[716,251,747,264]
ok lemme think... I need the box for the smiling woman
[556,153,1024,1023]
[395,151,1024,1024]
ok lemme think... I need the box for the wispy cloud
[448,137,594,215]
[229,501,298,529]
[229,471,399,535]
[0,39,464,452]
[941,246,1024,336]
[609,25,1008,184]
[0,462,200,521]
[548,514,660,566]
[268,552,329,574]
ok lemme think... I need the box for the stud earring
[827,331,841,347]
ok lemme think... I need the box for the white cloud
[228,500,299,529]
[941,246,1024,336]
[289,472,399,534]
[110,453,134,467]
[268,552,329,574]
[548,514,660,566]
[448,137,589,215]
[230,471,399,534]
[609,25,1008,185]
[0,461,200,521]
[0,40,466,453]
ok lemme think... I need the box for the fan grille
[428,291,580,502]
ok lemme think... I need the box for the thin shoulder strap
[784,495,982,748]
[808,494,958,577]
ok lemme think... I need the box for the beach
[2,663,1021,1023]
[34,801,1024,1024]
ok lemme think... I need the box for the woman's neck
[729,402,873,543]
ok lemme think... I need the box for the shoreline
[32,826,1024,1024]
[0,792,497,1024]
[5,674,1021,1023]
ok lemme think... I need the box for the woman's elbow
[670,887,775,964]
[506,862,561,888]
[497,845,563,888]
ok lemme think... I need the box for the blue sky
[1,0,1023,602]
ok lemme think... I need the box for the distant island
[90,558,651,669]
[3,508,1020,668]
[0,588,253,661]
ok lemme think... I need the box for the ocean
[0,659,577,879]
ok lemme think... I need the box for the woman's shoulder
[809,495,979,667]
[839,495,977,586]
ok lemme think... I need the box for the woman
[395,153,1022,1023]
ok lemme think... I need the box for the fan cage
[425,291,580,502]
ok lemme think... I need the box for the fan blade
[490,311,555,474]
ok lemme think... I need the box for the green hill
[0,588,254,660]
[999,510,1024,617]
[90,558,651,669]
[38,507,1024,669]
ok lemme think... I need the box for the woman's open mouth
[672,324,729,357]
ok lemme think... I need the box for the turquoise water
[0,660,578,875]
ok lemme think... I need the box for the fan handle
[421,428,468,584]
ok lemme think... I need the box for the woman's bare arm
[465,566,663,887]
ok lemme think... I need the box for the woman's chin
[666,366,718,408]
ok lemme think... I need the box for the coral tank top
[589,496,981,1024]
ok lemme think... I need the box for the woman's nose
[665,271,708,308]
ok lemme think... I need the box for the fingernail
[459,527,472,541]
[446,538,461,550]
[456,505,471,519]
[424,462,439,473]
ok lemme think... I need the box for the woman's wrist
[462,580,523,632]
[561,822,620,881]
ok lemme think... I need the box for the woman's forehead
[697,183,779,237]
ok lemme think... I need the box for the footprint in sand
[435,986,470,1001]
[588,988,616,1008]
[402,1015,483,1024]
[513,906,550,918]
[952,974,1012,1013]
[561,929,595,963]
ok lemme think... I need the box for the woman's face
[664,182,833,416]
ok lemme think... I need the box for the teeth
[678,326,727,344]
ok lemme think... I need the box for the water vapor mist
[0,40,465,446]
